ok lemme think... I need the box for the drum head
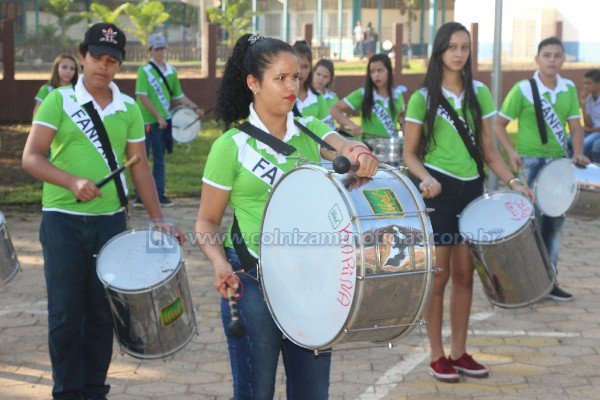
[260,166,356,349]
[459,191,534,242]
[97,230,182,291]
[171,106,200,144]
[573,162,600,189]
[534,158,577,217]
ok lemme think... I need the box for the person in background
[580,69,600,161]
[312,58,339,129]
[353,20,365,59]
[292,40,330,124]
[32,54,78,119]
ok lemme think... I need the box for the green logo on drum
[160,297,184,327]
[363,188,404,215]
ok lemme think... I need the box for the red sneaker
[449,353,489,378]
[429,356,459,383]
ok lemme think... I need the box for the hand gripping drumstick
[226,286,246,338]
[332,156,360,174]
[76,155,141,202]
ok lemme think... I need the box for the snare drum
[533,158,578,217]
[171,105,200,144]
[570,163,600,220]
[459,191,555,308]
[260,164,434,350]
[97,230,196,359]
[0,210,20,288]
[364,137,403,165]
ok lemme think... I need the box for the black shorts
[423,167,483,245]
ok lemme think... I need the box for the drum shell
[467,218,555,308]
[0,212,20,288]
[364,138,403,165]
[570,187,600,219]
[103,262,196,359]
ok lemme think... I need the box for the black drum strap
[529,78,549,145]
[230,214,259,272]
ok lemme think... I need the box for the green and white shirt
[499,71,580,158]
[322,90,339,129]
[296,89,329,121]
[343,85,406,139]
[202,104,334,255]
[405,81,496,180]
[135,59,184,124]
[33,77,145,215]
[35,84,54,103]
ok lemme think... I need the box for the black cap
[83,23,126,62]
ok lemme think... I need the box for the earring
[250,86,258,95]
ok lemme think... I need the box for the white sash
[538,95,570,155]
[233,134,285,187]
[372,103,397,137]
[144,64,170,116]
[61,90,127,191]
[436,105,476,146]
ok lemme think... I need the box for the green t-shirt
[343,85,406,139]
[296,89,329,121]
[35,84,54,103]
[405,81,496,179]
[499,73,580,157]
[322,90,339,129]
[33,79,145,214]
[135,61,184,124]
[202,113,333,254]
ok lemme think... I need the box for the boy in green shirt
[494,37,590,301]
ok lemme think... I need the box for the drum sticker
[328,203,344,229]
[160,296,184,327]
[362,188,404,215]
[504,199,532,221]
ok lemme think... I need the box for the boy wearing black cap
[134,33,202,208]
[23,23,183,400]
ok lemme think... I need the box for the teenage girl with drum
[195,33,378,399]
[32,54,78,118]
[329,53,405,141]
[22,23,183,400]
[292,40,330,121]
[312,58,339,129]
[402,22,533,383]
[494,37,590,301]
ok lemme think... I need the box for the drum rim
[459,190,535,244]
[533,158,578,217]
[96,229,183,292]
[171,105,201,144]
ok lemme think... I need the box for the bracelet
[507,177,521,188]
[349,144,370,153]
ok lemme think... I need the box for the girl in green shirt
[312,58,339,129]
[32,54,78,119]
[292,40,330,121]
[403,22,532,383]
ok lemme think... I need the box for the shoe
[449,353,489,378]
[132,199,143,208]
[429,356,459,383]
[548,285,573,301]
[159,196,175,207]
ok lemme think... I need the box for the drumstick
[226,286,245,338]
[180,107,214,131]
[332,156,360,174]
[76,155,141,202]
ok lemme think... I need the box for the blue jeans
[40,211,126,400]
[145,122,167,198]
[583,132,600,162]
[521,157,566,269]
[222,248,331,400]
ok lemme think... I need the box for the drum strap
[292,103,302,117]
[529,79,571,156]
[148,61,174,97]
[529,78,548,145]
[230,214,259,272]
[438,96,486,179]
[82,102,128,207]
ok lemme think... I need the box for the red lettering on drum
[337,223,356,307]
[504,199,532,221]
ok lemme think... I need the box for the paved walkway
[1,198,599,399]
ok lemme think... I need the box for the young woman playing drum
[402,22,533,383]
[195,33,377,399]
[329,53,405,140]
[292,40,330,121]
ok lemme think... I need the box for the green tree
[88,2,128,24]
[207,0,253,46]
[123,0,170,46]
[38,0,86,39]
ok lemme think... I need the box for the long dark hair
[419,22,482,159]
[361,53,395,122]
[292,40,318,95]
[49,54,78,87]
[215,34,295,129]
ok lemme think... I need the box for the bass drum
[97,230,197,359]
[260,164,434,350]
[171,106,200,144]
[533,158,577,217]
